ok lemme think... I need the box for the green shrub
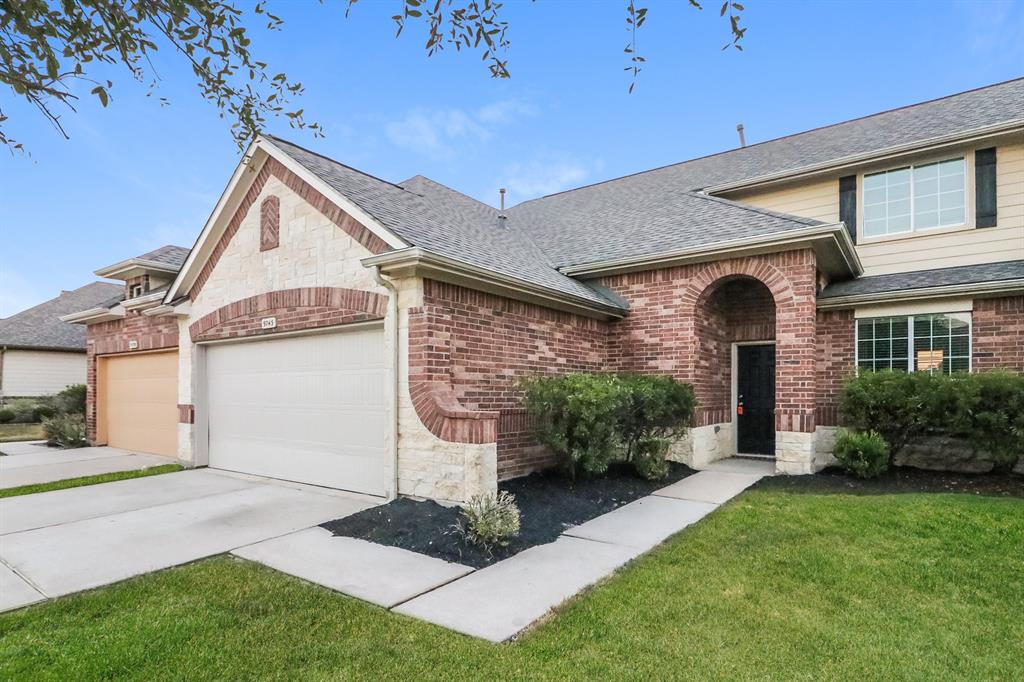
[5,398,41,423]
[33,404,56,421]
[53,384,87,415]
[456,490,521,552]
[521,373,696,479]
[0,409,14,424]
[42,413,88,449]
[520,373,628,477]
[841,370,1024,469]
[833,429,890,479]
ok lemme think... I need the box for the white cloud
[385,98,536,157]
[498,156,599,202]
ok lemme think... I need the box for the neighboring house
[0,282,122,399]
[66,78,1024,501]
[62,246,189,457]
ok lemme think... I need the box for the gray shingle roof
[507,78,1023,268]
[820,260,1024,299]
[267,136,623,309]
[134,245,190,269]
[0,282,123,351]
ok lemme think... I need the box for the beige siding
[1,350,85,397]
[727,142,1024,277]
[729,178,840,224]
[855,143,1024,275]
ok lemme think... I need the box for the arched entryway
[693,275,778,457]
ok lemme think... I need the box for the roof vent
[736,123,747,148]
[499,187,507,211]
[496,187,508,228]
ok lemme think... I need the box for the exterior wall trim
[818,279,1024,309]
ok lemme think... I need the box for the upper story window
[862,157,966,238]
[856,312,971,375]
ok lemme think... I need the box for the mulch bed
[754,465,1024,498]
[321,462,695,568]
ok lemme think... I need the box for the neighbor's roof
[134,245,191,269]
[0,282,124,351]
[820,260,1024,300]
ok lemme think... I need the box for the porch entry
[736,344,775,457]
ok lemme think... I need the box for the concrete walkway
[0,446,175,490]
[0,440,48,456]
[0,469,376,612]
[237,463,766,642]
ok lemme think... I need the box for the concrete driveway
[0,445,174,490]
[0,469,377,612]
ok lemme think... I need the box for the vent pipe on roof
[499,187,506,211]
[496,187,508,229]
[736,123,746,148]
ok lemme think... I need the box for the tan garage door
[100,351,178,457]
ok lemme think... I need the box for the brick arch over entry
[675,252,819,434]
[189,287,387,342]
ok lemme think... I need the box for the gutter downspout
[372,266,400,501]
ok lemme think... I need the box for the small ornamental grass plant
[454,490,521,553]
[42,413,88,449]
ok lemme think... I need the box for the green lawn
[1,488,1021,680]
[0,464,184,499]
[0,423,45,443]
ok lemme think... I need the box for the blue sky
[2,0,1022,316]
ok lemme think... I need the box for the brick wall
[973,295,1024,372]
[411,279,609,480]
[815,309,855,426]
[602,250,819,433]
[85,311,179,442]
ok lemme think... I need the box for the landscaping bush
[42,413,88,449]
[841,370,1024,470]
[0,409,14,424]
[832,429,889,479]
[455,490,521,552]
[53,384,87,415]
[521,373,696,479]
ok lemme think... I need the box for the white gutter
[95,258,181,279]
[362,247,627,319]
[817,278,1024,310]
[705,120,1023,195]
[121,290,167,310]
[371,266,401,501]
[60,306,126,324]
[559,223,862,279]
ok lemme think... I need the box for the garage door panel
[206,328,387,496]
[102,351,178,458]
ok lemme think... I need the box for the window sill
[858,222,973,246]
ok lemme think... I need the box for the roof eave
[362,247,628,320]
[95,259,181,279]
[59,306,126,324]
[705,120,1024,195]
[558,223,862,280]
[817,278,1024,310]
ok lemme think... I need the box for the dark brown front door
[737,344,775,456]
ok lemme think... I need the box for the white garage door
[205,327,387,496]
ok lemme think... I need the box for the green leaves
[91,85,109,107]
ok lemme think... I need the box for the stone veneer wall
[85,311,179,443]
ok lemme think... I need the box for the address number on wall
[261,317,277,330]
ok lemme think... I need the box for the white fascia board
[362,247,627,319]
[705,120,1023,195]
[59,306,126,324]
[94,259,181,279]
[121,291,166,310]
[164,137,408,304]
[559,223,862,279]
[143,300,191,317]
[817,279,1024,310]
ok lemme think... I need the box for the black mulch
[753,465,1024,498]
[321,462,695,568]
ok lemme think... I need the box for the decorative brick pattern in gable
[973,295,1024,372]
[259,195,280,251]
[190,157,391,299]
[85,312,180,442]
[189,287,387,342]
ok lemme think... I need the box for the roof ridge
[264,134,413,194]
[509,76,1024,208]
[683,191,824,227]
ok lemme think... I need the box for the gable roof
[0,282,123,351]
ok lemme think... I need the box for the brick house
[66,79,1024,502]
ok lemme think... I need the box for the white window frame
[855,312,972,374]
[858,151,975,243]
